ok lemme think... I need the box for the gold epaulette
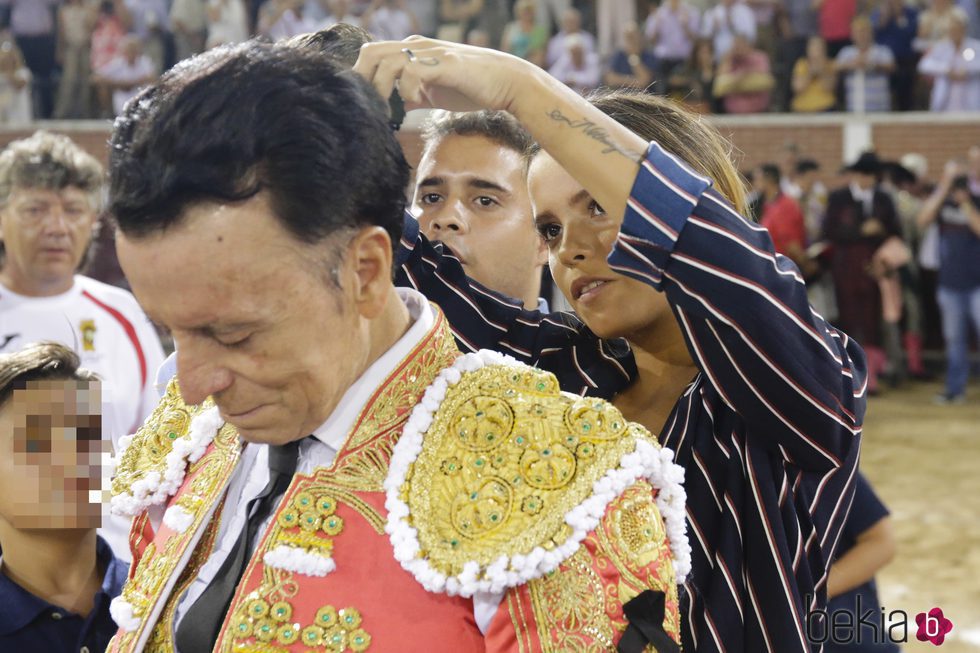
[111,379,234,512]
[387,352,665,595]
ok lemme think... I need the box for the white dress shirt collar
[308,288,434,452]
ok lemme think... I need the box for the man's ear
[346,225,394,319]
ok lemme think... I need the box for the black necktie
[175,439,301,653]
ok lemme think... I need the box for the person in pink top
[713,33,775,112]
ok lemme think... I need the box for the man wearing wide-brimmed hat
[822,151,903,394]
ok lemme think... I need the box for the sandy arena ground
[862,380,980,652]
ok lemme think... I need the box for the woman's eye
[537,223,562,243]
[588,200,606,217]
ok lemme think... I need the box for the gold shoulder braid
[108,380,244,652]
[388,352,672,595]
[112,380,196,499]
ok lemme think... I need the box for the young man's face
[414,134,546,307]
[0,380,104,529]
[0,186,98,293]
[117,193,386,445]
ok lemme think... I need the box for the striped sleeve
[395,210,635,398]
[608,142,867,472]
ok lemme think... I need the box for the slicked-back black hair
[108,40,409,249]
[286,23,374,68]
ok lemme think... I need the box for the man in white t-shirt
[0,131,165,448]
[0,131,165,562]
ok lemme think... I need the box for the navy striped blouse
[395,142,867,653]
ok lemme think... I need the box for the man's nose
[40,207,71,233]
[426,201,469,235]
[175,342,234,406]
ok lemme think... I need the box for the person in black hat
[823,151,902,394]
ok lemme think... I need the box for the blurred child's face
[0,380,105,530]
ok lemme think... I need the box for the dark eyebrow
[467,179,510,194]
[568,189,592,207]
[533,189,592,225]
[417,176,445,190]
[416,176,510,195]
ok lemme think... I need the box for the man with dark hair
[412,109,548,310]
[105,40,684,653]
[285,21,374,67]
[753,162,812,275]
[0,341,126,653]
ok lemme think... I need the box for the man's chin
[232,423,304,446]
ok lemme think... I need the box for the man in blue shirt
[0,342,127,652]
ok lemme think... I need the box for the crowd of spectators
[746,143,980,402]
[1,0,979,122]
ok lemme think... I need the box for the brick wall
[3,112,977,189]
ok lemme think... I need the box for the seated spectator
[258,0,318,40]
[316,0,360,29]
[754,162,814,274]
[0,40,32,124]
[820,474,899,653]
[92,35,156,116]
[54,0,96,120]
[0,342,127,653]
[363,0,420,41]
[791,34,837,111]
[916,0,968,52]
[206,0,250,48]
[604,21,657,91]
[835,15,895,112]
[546,8,596,67]
[919,11,980,111]
[713,33,774,113]
[872,0,919,111]
[666,38,716,111]
[645,0,700,85]
[548,32,601,95]
[170,0,209,62]
[501,0,548,67]
[701,0,756,62]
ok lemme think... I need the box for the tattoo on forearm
[545,109,643,161]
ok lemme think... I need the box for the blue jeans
[937,286,980,397]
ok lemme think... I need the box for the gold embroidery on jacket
[527,547,616,652]
[403,364,637,578]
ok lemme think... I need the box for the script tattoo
[545,109,643,161]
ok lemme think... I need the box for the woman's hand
[353,36,538,115]
[355,37,647,227]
